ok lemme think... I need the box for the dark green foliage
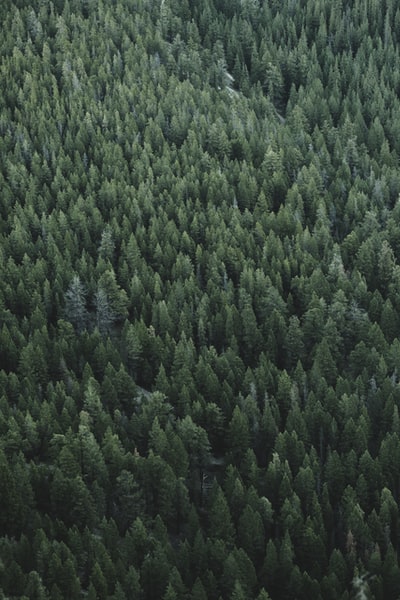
[2,0,400,597]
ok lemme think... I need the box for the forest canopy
[1,0,400,598]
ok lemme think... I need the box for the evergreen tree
[2,0,400,596]
[65,275,88,333]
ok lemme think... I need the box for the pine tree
[0,448,20,535]
[65,275,88,333]
[208,484,235,544]
[94,287,115,336]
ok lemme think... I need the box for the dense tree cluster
[2,0,400,597]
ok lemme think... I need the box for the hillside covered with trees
[2,0,400,597]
